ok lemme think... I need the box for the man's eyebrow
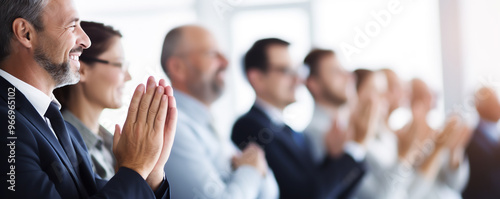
[65,17,80,25]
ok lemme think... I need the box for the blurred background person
[54,21,131,180]
[463,86,500,199]
[232,40,366,199]
[349,68,414,199]
[404,79,470,199]
[305,51,394,199]
[161,25,278,199]
[380,68,406,132]
[302,49,358,163]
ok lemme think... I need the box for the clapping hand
[112,76,178,191]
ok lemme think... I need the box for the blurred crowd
[5,0,499,198]
[53,21,500,199]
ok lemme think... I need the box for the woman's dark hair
[54,21,122,108]
[78,21,122,65]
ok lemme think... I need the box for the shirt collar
[307,104,334,133]
[255,98,285,126]
[173,89,213,126]
[0,69,58,118]
[479,119,500,142]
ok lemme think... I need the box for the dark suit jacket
[462,122,500,199]
[232,105,365,199]
[0,76,170,198]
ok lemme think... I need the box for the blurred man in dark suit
[463,86,500,199]
[232,39,368,199]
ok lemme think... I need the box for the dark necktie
[44,101,80,175]
[284,125,308,152]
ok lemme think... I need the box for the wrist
[146,169,164,191]
[120,164,150,180]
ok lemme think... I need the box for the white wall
[438,0,500,127]
[72,0,499,136]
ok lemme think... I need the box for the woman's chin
[105,101,122,109]
[111,103,122,109]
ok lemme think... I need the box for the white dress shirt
[0,69,59,139]
[304,104,366,164]
[164,91,279,199]
[408,149,470,199]
[305,104,411,199]
[478,119,500,143]
[354,124,412,199]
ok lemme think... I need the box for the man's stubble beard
[34,46,80,88]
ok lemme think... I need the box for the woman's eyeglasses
[80,56,129,69]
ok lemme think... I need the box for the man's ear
[247,69,262,90]
[12,18,36,49]
[167,57,186,82]
[306,77,320,98]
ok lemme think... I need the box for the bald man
[160,25,278,199]
[463,87,500,199]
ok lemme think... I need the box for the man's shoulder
[234,112,265,130]
[0,98,36,133]
[234,107,270,127]
[171,109,213,149]
[232,108,278,149]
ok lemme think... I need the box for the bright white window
[313,0,444,128]
[218,7,314,135]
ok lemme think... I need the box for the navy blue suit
[232,105,365,199]
[462,122,500,199]
[0,76,170,198]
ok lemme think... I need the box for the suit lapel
[68,126,95,197]
[0,76,86,197]
[250,105,313,168]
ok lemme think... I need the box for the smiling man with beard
[0,0,177,198]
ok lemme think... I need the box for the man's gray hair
[0,0,48,62]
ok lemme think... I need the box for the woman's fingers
[165,85,174,96]
[159,79,166,87]
[125,84,145,125]
[158,78,174,97]
[158,79,174,96]
[154,94,169,132]
[148,86,165,127]
[136,76,157,125]
[164,96,178,143]
[113,124,122,155]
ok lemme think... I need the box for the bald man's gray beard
[212,68,226,97]
[212,79,224,99]
[34,48,80,88]
[188,69,225,104]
